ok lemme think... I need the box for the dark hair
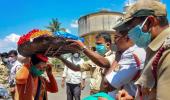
[156,16,169,27]
[31,54,43,65]
[117,30,129,36]
[8,50,18,56]
[0,52,8,58]
[96,32,112,44]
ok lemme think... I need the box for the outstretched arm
[58,57,80,71]
[68,40,111,68]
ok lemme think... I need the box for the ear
[106,42,110,47]
[142,16,154,32]
[147,16,158,27]
[124,35,130,41]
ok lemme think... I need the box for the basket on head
[17,29,79,57]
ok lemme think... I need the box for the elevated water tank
[78,10,123,48]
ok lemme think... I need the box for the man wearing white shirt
[61,53,86,100]
[105,31,146,98]
[8,50,22,99]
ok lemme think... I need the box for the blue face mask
[95,44,107,55]
[128,18,151,48]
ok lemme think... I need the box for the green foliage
[51,58,63,66]
[46,18,66,32]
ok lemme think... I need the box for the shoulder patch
[163,36,170,49]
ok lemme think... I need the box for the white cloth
[9,60,22,85]
[62,57,86,84]
[106,45,146,97]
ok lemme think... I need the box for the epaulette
[163,36,170,49]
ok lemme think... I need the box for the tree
[51,58,64,72]
[46,18,61,32]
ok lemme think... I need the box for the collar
[148,26,170,51]
[104,50,113,56]
[123,44,138,54]
[10,60,17,66]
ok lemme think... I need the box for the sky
[0,0,170,52]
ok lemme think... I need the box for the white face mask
[8,57,17,63]
[73,53,79,58]
[2,58,9,63]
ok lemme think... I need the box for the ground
[48,77,90,100]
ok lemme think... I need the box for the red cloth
[36,54,48,62]
[17,29,40,45]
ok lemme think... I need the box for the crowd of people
[0,51,58,100]
[59,1,170,100]
[0,0,170,100]
[0,50,22,99]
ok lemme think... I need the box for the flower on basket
[17,29,53,45]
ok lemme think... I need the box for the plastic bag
[83,92,115,100]
[54,31,84,42]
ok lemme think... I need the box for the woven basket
[18,36,79,57]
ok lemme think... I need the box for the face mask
[2,58,9,63]
[95,44,107,55]
[8,57,17,63]
[73,53,79,58]
[128,17,151,48]
[30,66,44,76]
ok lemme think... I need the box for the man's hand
[111,61,120,72]
[66,40,85,51]
[80,82,85,90]
[61,79,65,88]
[116,90,134,100]
[106,61,119,75]
[46,64,53,75]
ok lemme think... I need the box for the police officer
[113,0,170,99]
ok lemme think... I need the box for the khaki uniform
[0,64,9,88]
[112,0,169,99]
[135,27,170,100]
[80,50,115,93]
